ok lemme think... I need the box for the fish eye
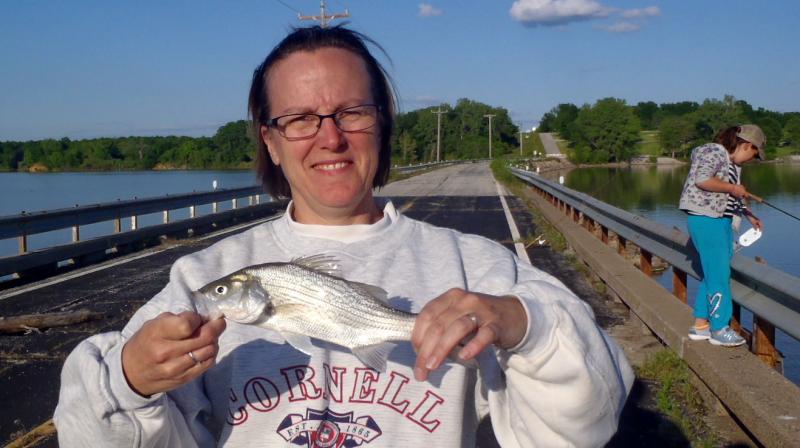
[215,285,228,295]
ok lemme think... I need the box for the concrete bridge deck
[0,162,741,447]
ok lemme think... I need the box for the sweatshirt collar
[283,199,399,244]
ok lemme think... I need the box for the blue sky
[1,0,799,141]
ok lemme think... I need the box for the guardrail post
[248,196,254,206]
[617,236,627,257]
[601,226,609,244]
[72,225,80,242]
[213,202,218,214]
[232,198,238,210]
[131,215,138,230]
[163,210,170,224]
[584,216,595,234]
[731,302,742,333]
[256,195,261,205]
[754,316,779,368]
[673,268,687,303]
[18,234,28,254]
[640,249,653,277]
[114,218,121,233]
[190,205,196,219]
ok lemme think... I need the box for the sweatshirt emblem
[276,407,382,447]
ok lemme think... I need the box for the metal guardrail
[0,163,458,283]
[0,186,279,281]
[512,167,800,367]
[0,186,265,241]
[393,160,460,174]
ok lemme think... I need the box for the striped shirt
[724,163,745,217]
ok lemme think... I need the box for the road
[538,132,564,157]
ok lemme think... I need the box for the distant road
[539,132,564,157]
[378,162,497,196]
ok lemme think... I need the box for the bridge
[1,162,798,447]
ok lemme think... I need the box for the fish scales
[255,265,415,346]
[193,256,418,371]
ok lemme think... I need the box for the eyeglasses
[267,104,379,141]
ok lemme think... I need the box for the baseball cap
[737,124,766,160]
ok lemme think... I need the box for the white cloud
[621,6,660,19]
[418,3,443,18]
[596,21,641,33]
[509,0,613,26]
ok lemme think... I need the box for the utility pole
[518,123,524,156]
[432,107,445,162]
[298,0,349,28]
[484,114,496,158]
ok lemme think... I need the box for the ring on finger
[187,350,200,365]
[466,313,479,327]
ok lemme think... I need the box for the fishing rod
[748,193,800,223]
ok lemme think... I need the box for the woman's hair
[713,126,747,154]
[247,25,397,198]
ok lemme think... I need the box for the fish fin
[291,254,342,277]
[352,342,396,372]
[348,281,390,305]
[281,331,315,355]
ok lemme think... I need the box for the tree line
[0,121,255,172]
[1,99,522,172]
[538,95,800,163]
[7,95,797,171]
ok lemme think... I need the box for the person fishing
[680,124,766,346]
[55,26,632,447]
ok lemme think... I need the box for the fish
[193,255,417,372]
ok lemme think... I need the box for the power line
[274,0,301,14]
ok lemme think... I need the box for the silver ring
[467,314,479,327]
[187,351,200,365]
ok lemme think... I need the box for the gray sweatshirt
[54,200,633,447]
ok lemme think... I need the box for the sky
[1,0,799,141]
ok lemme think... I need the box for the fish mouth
[192,288,266,324]
[193,291,224,320]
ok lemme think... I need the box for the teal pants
[687,214,734,331]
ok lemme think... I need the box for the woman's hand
[411,288,526,382]
[729,184,748,198]
[121,311,226,397]
[747,214,764,231]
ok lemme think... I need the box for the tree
[754,116,782,155]
[784,116,800,147]
[213,120,255,166]
[571,98,641,162]
[690,95,747,143]
[658,116,695,158]
[539,103,578,139]
[634,101,659,130]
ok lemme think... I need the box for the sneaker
[688,325,711,341]
[709,326,746,347]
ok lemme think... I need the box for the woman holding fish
[56,26,633,447]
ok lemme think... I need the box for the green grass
[775,146,800,158]
[525,132,546,157]
[490,159,568,252]
[637,350,718,447]
[638,130,663,157]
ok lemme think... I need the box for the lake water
[556,162,800,384]
[0,170,261,255]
